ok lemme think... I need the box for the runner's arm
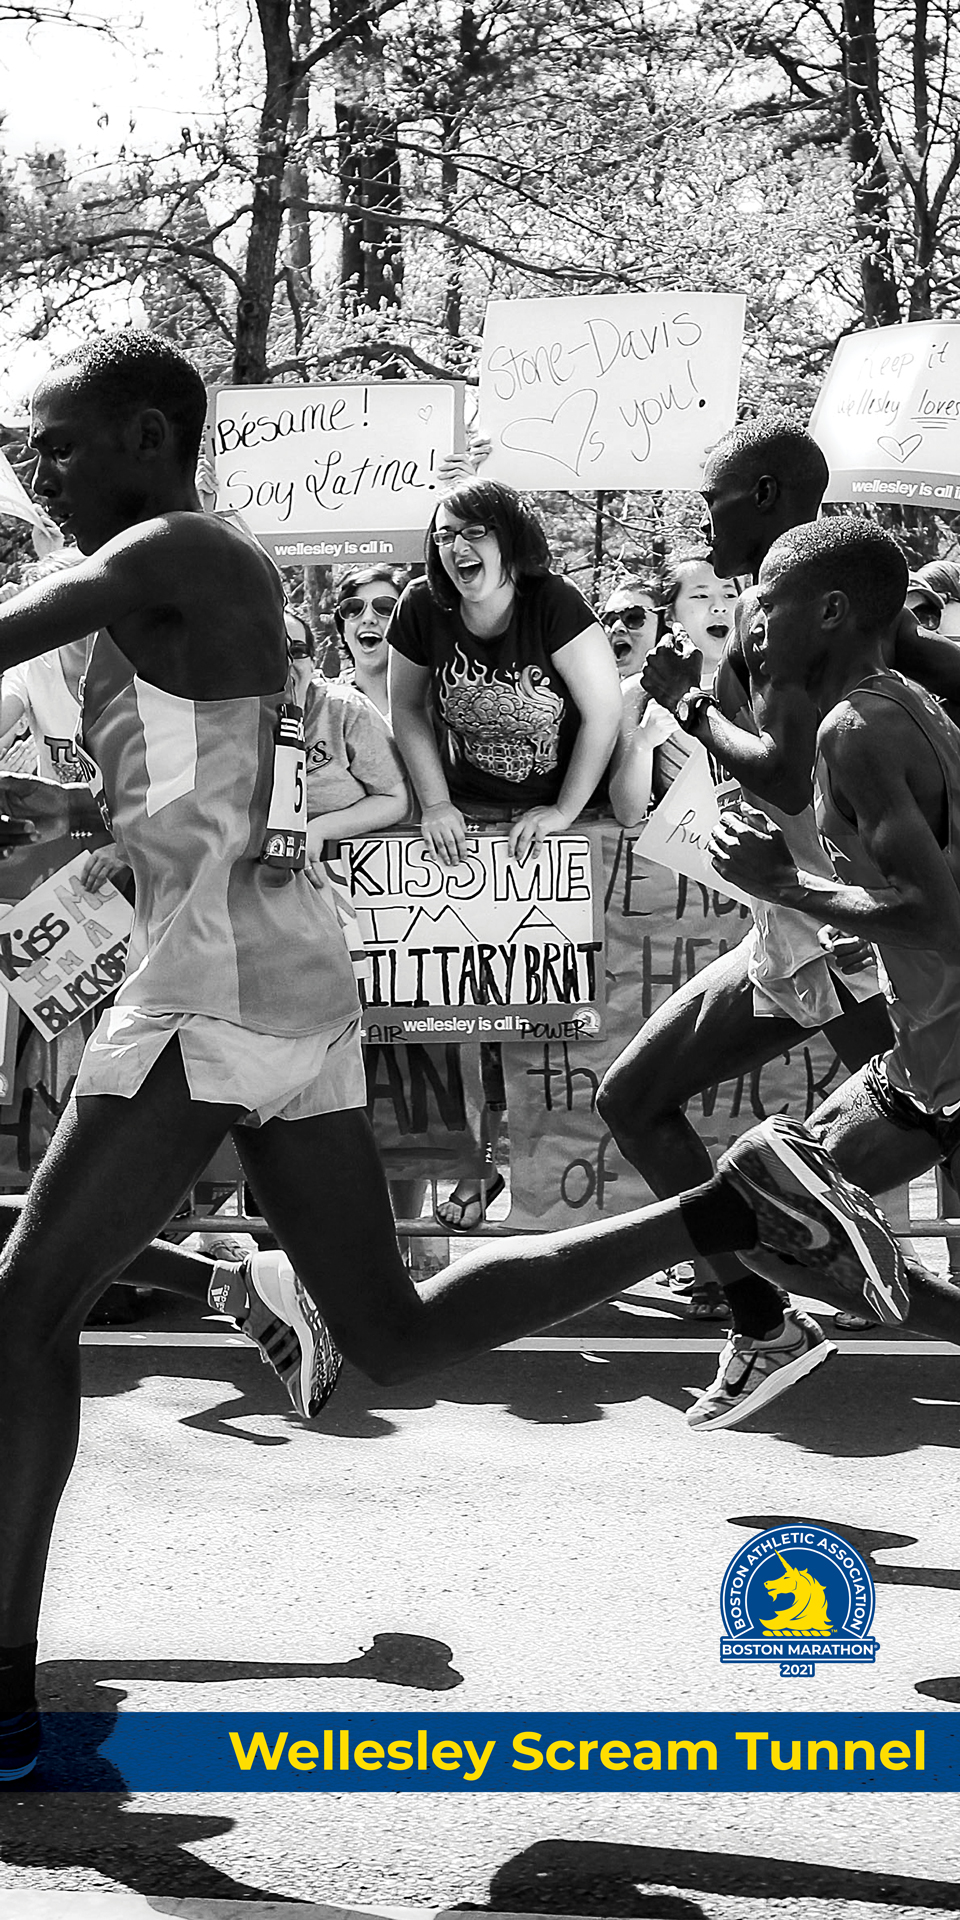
[694,678,818,814]
[0,535,156,671]
[711,706,960,953]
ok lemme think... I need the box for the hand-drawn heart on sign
[876,432,924,463]
[500,388,600,478]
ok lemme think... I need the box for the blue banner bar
[28,1713,958,1791]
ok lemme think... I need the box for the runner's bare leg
[0,1042,243,1643]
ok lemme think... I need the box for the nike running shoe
[237,1251,343,1418]
[686,1307,835,1432]
[718,1116,910,1325]
[0,1708,40,1782]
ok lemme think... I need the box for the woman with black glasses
[388,479,621,867]
[388,478,622,1229]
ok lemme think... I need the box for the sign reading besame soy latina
[210,381,465,564]
[345,833,605,1043]
[478,293,745,491]
[0,855,133,1039]
[810,322,960,507]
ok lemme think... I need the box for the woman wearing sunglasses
[600,581,664,680]
[334,566,407,718]
[388,478,622,1228]
[283,606,409,862]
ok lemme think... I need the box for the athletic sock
[679,1176,758,1256]
[207,1261,249,1319]
[724,1273,789,1340]
[0,1641,38,1718]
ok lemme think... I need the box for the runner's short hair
[708,413,829,507]
[52,329,208,469]
[764,515,909,628]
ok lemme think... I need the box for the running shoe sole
[718,1116,909,1326]
[241,1251,343,1418]
[0,1709,40,1782]
[686,1332,836,1432]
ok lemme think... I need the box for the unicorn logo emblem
[759,1554,834,1637]
[720,1525,877,1676]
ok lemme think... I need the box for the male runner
[708,514,960,1364]
[0,334,905,1782]
[596,417,893,1423]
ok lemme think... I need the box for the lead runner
[0,331,909,1781]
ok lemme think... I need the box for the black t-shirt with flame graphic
[388,573,597,808]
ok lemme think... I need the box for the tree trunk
[332,0,403,324]
[233,0,296,384]
[841,0,901,327]
[284,0,313,346]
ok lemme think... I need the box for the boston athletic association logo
[720,1526,878,1679]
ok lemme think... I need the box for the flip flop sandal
[436,1171,506,1232]
[685,1289,732,1320]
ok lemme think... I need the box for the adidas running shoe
[718,1115,909,1325]
[238,1251,343,1418]
[0,1708,40,1782]
[686,1306,836,1432]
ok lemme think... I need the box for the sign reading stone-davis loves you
[210,381,465,563]
[810,321,960,507]
[478,293,745,491]
[0,855,133,1038]
[345,833,605,1043]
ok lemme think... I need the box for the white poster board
[0,444,51,532]
[210,381,465,563]
[478,294,745,491]
[810,322,960,507]
[0,855,132,1038]
[634,747,752,906]
[345,832,606,1043]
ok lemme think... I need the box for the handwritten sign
[478,294,744,491]
[810,322,960,507]
[634,747,752,906]
[344,833,605,1043]
[0,444,50,532]
[502,830,855,1230]
[0,855,133,1039]
[209,381,465,564]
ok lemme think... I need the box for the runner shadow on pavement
[478,1835,960,1912]
[715,1353,960,1457]
[728,1512,960,1594]
[730,1513,960,1707]
[79,1341,690,1440]
[0,1641,461,1899]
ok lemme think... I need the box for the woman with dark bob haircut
[422,480,550,609]
[388,472,622,1229]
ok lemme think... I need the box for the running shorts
[74,1004,366,1126]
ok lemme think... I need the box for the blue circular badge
[719,1526,877,1676]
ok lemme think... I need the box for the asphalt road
[1,1281,960,1920]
